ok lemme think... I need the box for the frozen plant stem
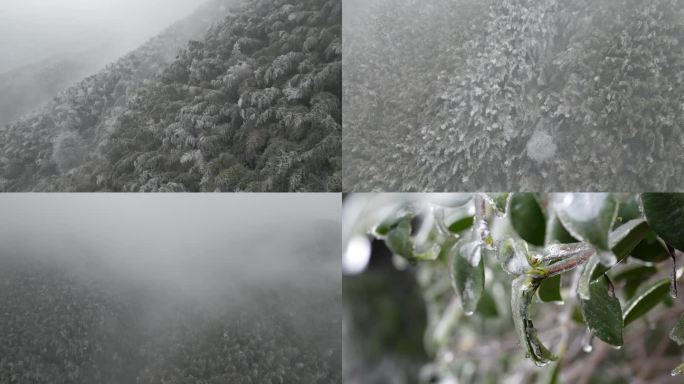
[529,244,596,278]
[475,194,493,249]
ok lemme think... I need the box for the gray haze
[0,194,340,306]
[0,0,208,73]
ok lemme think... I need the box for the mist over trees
[0,0,211,128]
[0,0,341,192]
[343,0,684,191]
[0,194,341,383]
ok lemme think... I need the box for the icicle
[669,244,678,299]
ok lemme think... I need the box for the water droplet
[611,345,622,350]
[582,329,594,353]
[464,310,474,316]
[534,360,550,368]
[343,235,371,275]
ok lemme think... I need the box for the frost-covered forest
[343,0,684,191]
[0,0,341,192]
[0,195,341,383]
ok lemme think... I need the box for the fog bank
[0,0,209,73]
[0,194,340,307]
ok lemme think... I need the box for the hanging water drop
[582,329,594,353]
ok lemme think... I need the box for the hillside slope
[0,2,227,130]
[0,0,341,192]
[0,47,112,128]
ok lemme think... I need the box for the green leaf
[511,276,557,367]
[447,216,474,233]
[609,218,650,261]
[580,274,623,347]
[554,193,618,251]
[670,313,684,346]
[623,278,671,326]
[509,193,546,246]
[631,231,670,262]
[385,218,413,258]
[450,241,484,315]
[641,193,684,251]
[538,274,562,302]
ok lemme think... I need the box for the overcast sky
[0,0,208,73]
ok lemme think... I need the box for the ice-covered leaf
[509,193,546,246]
[580,274,623,347]
[384,216,440,262]
[511,276,557,366]
[669,313,684,346]
[609,218,649,261]
[497,238,532,275]
[554,193,618,251]
[578,255,602,300]
[429,193,472,207]
[450,241,484,315]
[483,193,510,216]
[623,278,671,326]
[615,194,642,224]
[385,218,414,259]
[372,209,413,238]
[538,274,562,303]
[641,193,684,251]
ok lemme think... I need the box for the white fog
[0,0,208,73]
